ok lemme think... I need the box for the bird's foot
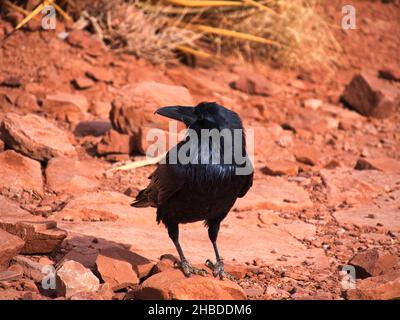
[205,259,235,280]
[176,260,208,277]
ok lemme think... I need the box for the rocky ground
[0,0,399,300]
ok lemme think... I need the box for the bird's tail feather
[131,189,150,208]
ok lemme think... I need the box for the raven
[132,102,253,278]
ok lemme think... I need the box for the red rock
[74,120,111,137]
[321,104,364,130]
[1,90,21,106]
[0,139,4,152]
[247,125,286,160]
[12,255,52,282]
[96,254,139,289]
[72,77,95,89]
[38,256,53,266]
[151,254,180,275]
[86,67,114,83]
[293,144,320,166]
[0,195,67,254]
[0,264,23,281]
[234,178,313,212]
[18,221,66,255]
[346,272,400,300]
[0,150,43,195]
[1,113,76,161]
[224,263,248,279]
[110,82,192,143]
[97,129,133,155]
[135,268,246,300]
[15,92,40,111]
[349,249,398,278]
[262,160,298,176]
[166,67,228,97]
[31,205,53,218]
[276,131,294,148]
[42,93,89,124]
[45,157,103,194]
[23,84,46,99]
[56,260,100,299]
[44,93,89,112]
[284,109,339,134]
[25,18,42,32]
[244,287,264,298]
[342,72,400,118]
[99,247,155,280]
[0,229,25,270]
[66,30,104,56]
[324,160,341,169]
[238,99,265,121]
[303,98,322,110]
[69,283,113,300]
[333,206,400,232]
[42,99,85,124]
[0,290,26,300]
[231,70,280,96]
[61,245,99,271]
[89,101,111,118]
[61,236,153,278]
[293,291,333,300]
[355,157,400,174]
[320,168,398,207]
[54,191,134,222]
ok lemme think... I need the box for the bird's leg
[167,223,207,277]
[205,220,234,280]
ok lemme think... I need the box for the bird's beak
[155,106,197,126]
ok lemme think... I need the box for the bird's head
[155,102,243,131]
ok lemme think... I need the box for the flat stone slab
[0,229,25,270]
[45,157,104,194]
[1,113,76,161]
[234,178,313,212]
[54,191,143,222]
[334,206,400,231]
[0,150,43,195]
[59,208,329,270]
[320,168,400,207]
[0,196,67,254]
[136,268,246,300]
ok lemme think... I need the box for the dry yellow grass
[179,0,340,70]
[1,0,72,30]
[96,0,339,70]
[2,0,340,70]
[80,1,202,64]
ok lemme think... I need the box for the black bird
[132,102,253,278]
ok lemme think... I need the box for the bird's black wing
[132,164,184,208]
[237,170,253,198]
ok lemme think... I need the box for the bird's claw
[176,260,208,277]
[205,259,235,280]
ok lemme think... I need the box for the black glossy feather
[132,102,253,227]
